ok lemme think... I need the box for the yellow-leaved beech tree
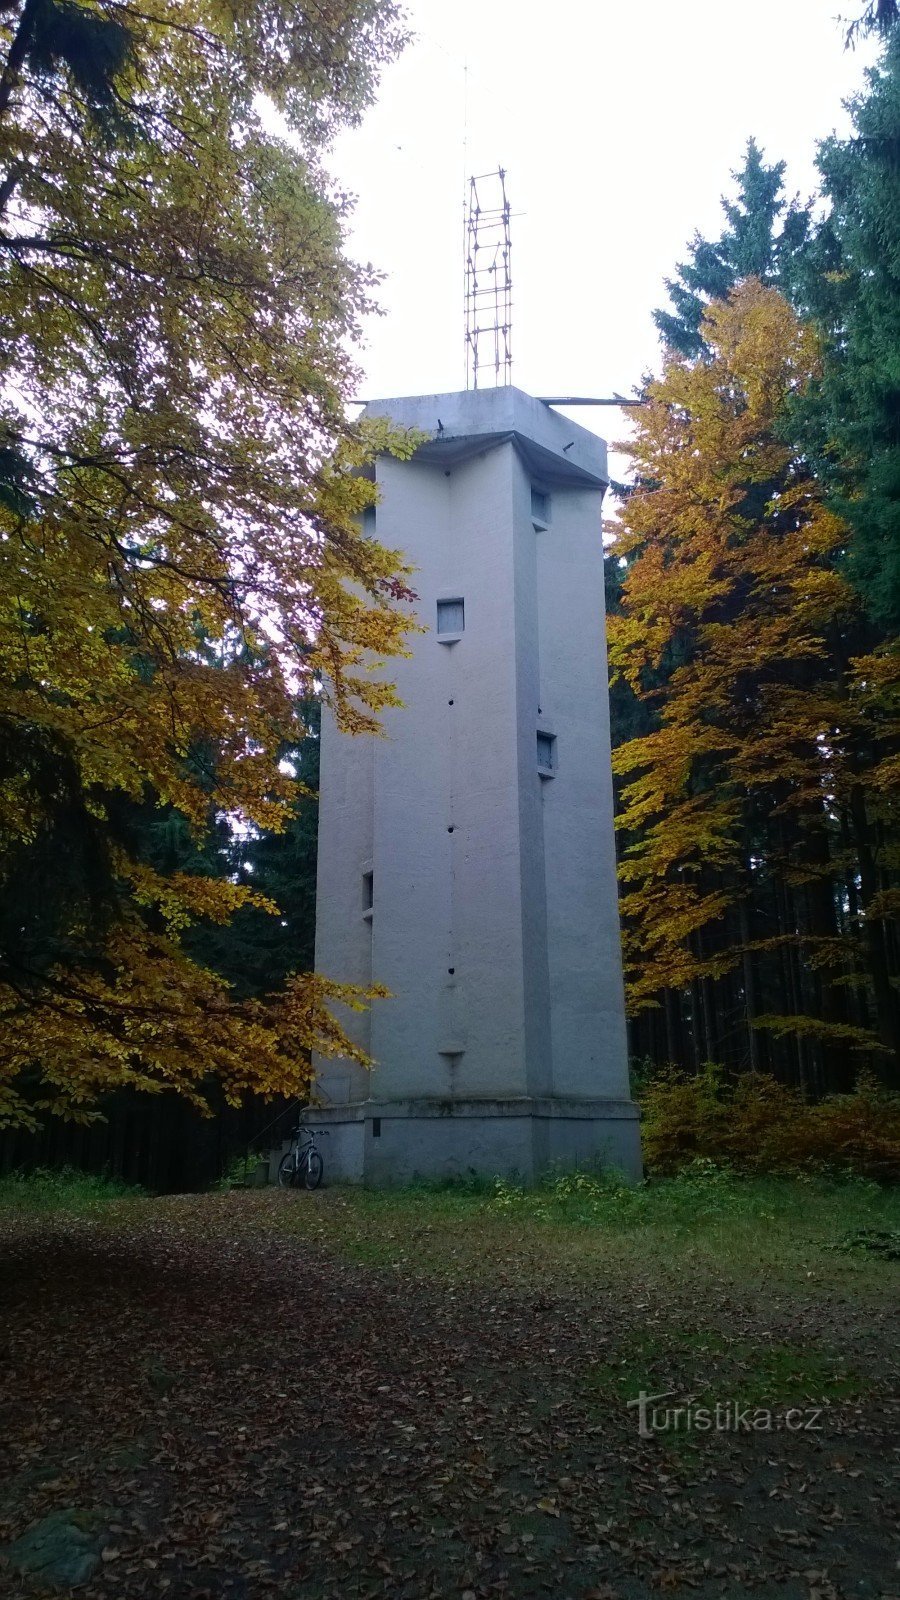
[0,0,418,1127]
[609,280,900,1090]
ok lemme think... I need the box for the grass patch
[587,1326,863,1411]
[5,1159,899,1299]
[269,1162,900,1295]
[0,1165,142,1214]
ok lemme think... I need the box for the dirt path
[0,1193,897,1599]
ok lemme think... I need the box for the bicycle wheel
[277,1151,297,1188]
[303,1148,324,1190]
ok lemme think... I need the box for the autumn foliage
[0,0,413,1127]
[640,1070,900,1181]
[609,281,900,1090]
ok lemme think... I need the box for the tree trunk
[849,783,900,1082]
[738,898,761,1073]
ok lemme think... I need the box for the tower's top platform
[361,386,608,490]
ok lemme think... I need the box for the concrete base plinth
[272,1097,642,1186]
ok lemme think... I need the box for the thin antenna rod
[464,168,512,389]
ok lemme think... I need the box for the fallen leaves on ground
[0,1191,897,1600]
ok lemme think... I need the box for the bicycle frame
[293,1139,313,1177]
[286,1124,326,1183]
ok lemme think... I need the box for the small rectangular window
[436,598,465,636]
[537,731,556,773]
[362,869,374,917]
[531,488,550,528]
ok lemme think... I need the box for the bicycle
[277,1124,328,1190]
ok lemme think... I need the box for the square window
[537,731,556,773]
[436,597,465,636]
[531,488,550,528]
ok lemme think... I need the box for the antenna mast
[464,169,512,389]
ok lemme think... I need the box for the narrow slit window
[436,598,465,636]
[537,731,556,773]
[531,488,550,528]
[362,869,374,916]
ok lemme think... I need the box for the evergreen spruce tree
[797,35,900,630]
[654,139,810,358]
[845,1,899,46]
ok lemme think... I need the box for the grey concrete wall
[312,696,374,1107]
[307,1098,642,1186]
[368,447,531,1102]
[533,476,632,1100]
[309,387,641,1182]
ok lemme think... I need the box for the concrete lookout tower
[311,387,641,1183]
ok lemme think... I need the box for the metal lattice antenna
[464,169,512,389]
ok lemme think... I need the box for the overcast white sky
[330,0,878,465]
